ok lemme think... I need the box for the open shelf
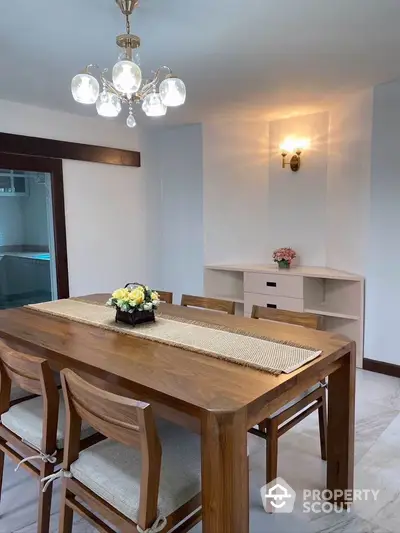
[204,264,364,367]
[204,268,244,315]
[304,308,360,320]
[303,277,362,320]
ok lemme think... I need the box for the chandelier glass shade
[71,0,186,128]
[96,90,122,117]
[159,77,186,107]
[71,73,99,104]
[112,59,142,95]
[142,92,167,117]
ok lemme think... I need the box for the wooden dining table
[0,294,355,533]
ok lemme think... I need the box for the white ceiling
[2,0,400,125]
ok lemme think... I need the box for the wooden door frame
[0,153,69,298]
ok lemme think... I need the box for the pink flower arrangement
[272,247,297,267]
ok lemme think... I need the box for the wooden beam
[0,132,140,167]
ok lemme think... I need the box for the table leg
[201,408,249,533]
[327,346,356,503]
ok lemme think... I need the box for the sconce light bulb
[297,138,310,151]
[280,138,296,154]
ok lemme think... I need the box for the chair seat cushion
[10,385,31,403]
[70,418,201,522]
[1,390,96,450]
[272,383,322,417]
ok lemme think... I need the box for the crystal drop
[126,114,136,128]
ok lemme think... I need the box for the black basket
[115,282,155,326]
[115,308,155,326]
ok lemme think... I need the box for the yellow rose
[112,288,127,300]
[130,287,144,304]
[151,291,159,301]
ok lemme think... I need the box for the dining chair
[181,294,235,315]
[156,290,173,304]
[57,368,202,533]
[10,384,37,406]
[0,340,99,533]
[249,305,327,485]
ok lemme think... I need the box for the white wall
[326,90,373,275]
[364,79,400,364]
[63,160,148,295]
[203,116,269,264]
[159,124,203,302]
[202,98,372,271]
[0,99,148,295]
[144,124,204,302]
[267,112,329,265]
[0,100,138,150]
[203,110,334,267]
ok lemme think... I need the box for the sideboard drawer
[244,272,303,298]
[244,292,304,315]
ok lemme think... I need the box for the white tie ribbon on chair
[41,469,72,493]
[137,516,167,533]
[15,440,57,472]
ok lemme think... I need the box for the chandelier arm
[83,64,100,75]
[137,81,157,100]
[101,77,117,95]
[137,66,173,99]
[101,77,130,104]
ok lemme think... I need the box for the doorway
[0,154,69,309]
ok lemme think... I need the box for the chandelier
[71,0,186,128]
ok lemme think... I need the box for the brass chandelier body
[71,0,187,127]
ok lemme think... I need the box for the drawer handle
[266,282,277,287]
[267,304,277,309]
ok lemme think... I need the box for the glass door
[0,169,58,309]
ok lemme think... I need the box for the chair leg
[59,482,74,533]
[318,393,328,461]
[0,439,5,503]
[266,419,279,485]
[37,462,54,533]
[258,420,268,433]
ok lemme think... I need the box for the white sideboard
[204,264,364,367]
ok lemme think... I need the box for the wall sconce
[280,138,310,172]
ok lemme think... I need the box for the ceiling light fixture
[71,0,186,128]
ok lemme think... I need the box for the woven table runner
[27,299,321,375]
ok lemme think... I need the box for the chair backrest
[0,339,59,451]
[61,369,161,529]
[251,306,321,330]
[181,294,235,315]
[156,290,173,304]
[0,339,58,399]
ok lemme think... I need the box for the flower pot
[278,260,291,269]
[115,308,155,326]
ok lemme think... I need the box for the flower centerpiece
[272,247,297,269]
[106,283,160,326]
